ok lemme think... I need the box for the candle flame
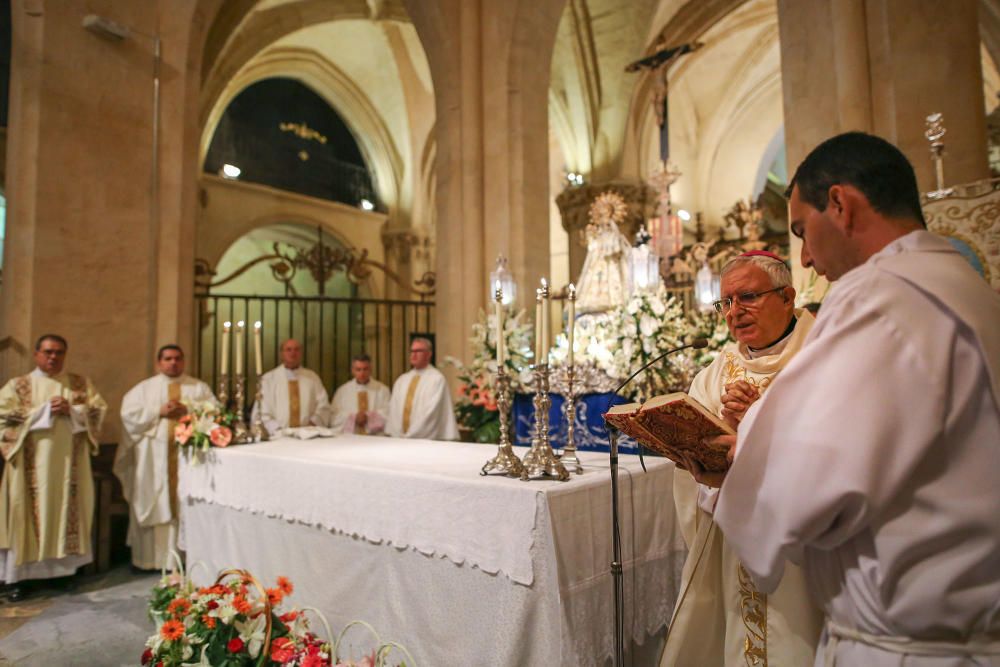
[568,283,576,297]
[254,321,262,329]
[237,320,245,328]
[223,321,232,330]
[541,277,548,287]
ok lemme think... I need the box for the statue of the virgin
[576,191,634,314]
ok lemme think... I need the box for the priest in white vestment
[661,253,823,667]
[702,134,1000,666]
[115,345,217,570]
[252,339,331,436]
[385,337,459,440]
[0,335,107,589]
[330,353,390,435]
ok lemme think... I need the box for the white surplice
[115,373,216,569]
[329,378,391,435]
[252,366,331,436]
[662,309,824,667]
[385,365,459,441]
[716,231,1000,667]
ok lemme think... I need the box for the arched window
[204,78,378,209]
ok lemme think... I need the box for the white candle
[540,278,550,365]
[494,282,505,369]
[567,283,576,367]
[221,321,231,375]
[235,320,245,375]
[534,289,543,364]
[253,321,263,376]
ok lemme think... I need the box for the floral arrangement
[144,567,413,667]
[175,400,236,453]
[444,306,534,443]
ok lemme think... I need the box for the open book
[603,393,735,472]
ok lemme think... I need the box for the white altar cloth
[179,436,684,666]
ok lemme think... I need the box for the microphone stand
[606,338,707,667]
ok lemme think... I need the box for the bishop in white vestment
[115,345,216,570]
[714,135,1000,666]
[252,339,331,436]
[0,335,107,584]
[385,338,459,441]
[330,354,390,435]
[662,254,823,667]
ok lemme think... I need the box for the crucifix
[625,41,702,161]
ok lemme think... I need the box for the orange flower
[210,426,232,447]
[266,587,284,606]
[175,423,194,445]
[167,598,191,618]
[179,414,193,425]
[201,614,216,629]
[160,619,185,642]
[276,576,294,596]
[232,596,252,615]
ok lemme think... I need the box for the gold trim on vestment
[355,390,369,434]
[288,380,301,427]
[65,433,84,554]
[167,382,181,520]
[402,375,421,434]
[723,352,775,391]
[24,439,40,541]
[739,563,768,666]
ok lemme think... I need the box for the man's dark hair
[352,353,371,364]
[35,334,68,351]
[786,132,926,227]
[157,344,184,360]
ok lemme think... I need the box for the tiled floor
[0,565,158,667]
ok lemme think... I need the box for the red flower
[159,619,185,642]
[206,600,219,610]
[266,587,284,606]
[276,576,294,595]
[270,636,296,663]
[227,637,245,653]
[141,647,153,665]
[279,610,298,623]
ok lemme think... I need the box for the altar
[178,436,685,666]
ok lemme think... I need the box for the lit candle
[567,283,576,367]
[221,321,231,375]
[253,321,263,376]
[534,288,543,364]
[494,281,505,369]
[235,320,245,375]
[540,278,550,365]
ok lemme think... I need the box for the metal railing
[195,294,434,416]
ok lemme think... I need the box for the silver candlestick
[481,368,524,477]
[925,112,954,200]
[561,364,583,474]
[217,373,229,407]
[521,363,569,482]
[249,373,269,442]
[231,373,252,444]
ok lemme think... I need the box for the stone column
[777,0,989,298]
[406,0,565,371]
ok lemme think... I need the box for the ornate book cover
[604,392,735,472]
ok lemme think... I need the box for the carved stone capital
[381,228,418,265]
[555,180,658,241]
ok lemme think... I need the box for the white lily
[181,645,213,667]
[235,613,268,658]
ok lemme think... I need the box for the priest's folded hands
[676,434,737,489]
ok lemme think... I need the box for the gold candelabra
[249,374,269,442]
[231,373,252,444]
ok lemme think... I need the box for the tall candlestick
[235,320,245,375]
[534,288,543,363]
[494,282,506,369]
[567,283,576,367]
[221,321,231,375]
[540,278,550,365]
[253,321,263,376]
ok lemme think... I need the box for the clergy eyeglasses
[712,286,785,314]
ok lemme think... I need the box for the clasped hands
[675,380,760,489]
[159,400,188,420]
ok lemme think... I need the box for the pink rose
[175,423,194,445]
[210,426,233,448]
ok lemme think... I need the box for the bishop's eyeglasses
[712,286,785,314]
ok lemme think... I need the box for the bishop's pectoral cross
[625,41,702,161]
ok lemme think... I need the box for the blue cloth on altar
[512,392,640,454]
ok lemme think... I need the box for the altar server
[116,345,216,570]
[700,133,1000,666]
[661,253,822,666]
[0,335,107,592]
[253,339,330,435]
[330,353,390,435]
[386,337,459,440]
